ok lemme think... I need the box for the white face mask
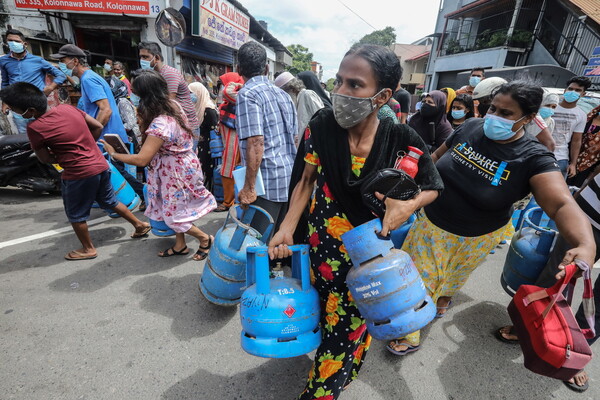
[332,89,385,129]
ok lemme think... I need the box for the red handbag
[508,262,596,380]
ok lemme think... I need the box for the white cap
[274,71,294,88]
[472,77,507,100]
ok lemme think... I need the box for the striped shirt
[577,173,600,231]
[237,75,298,202]
[159,64,199,130]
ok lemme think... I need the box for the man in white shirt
[551,76,591,178]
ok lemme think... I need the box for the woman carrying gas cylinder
[386,81,596,356]
[268,45,444,399]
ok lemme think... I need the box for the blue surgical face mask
[539,107,555,119]
[58,61,74,77]
[140,57,154,70]
[483,114,525,141]
[129,93,140,107]
[104,63,112,72]
[469,76,482,87]
[190,92,198,104]
[12,109,35,124]
[8,41,25,53]
[563,91,580,103]
[451,109,466,120]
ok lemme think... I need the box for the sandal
[494,326,519,344]
[131,225,151,238]
[213,203,229,213]
[193,235,213,261]
[158,246,189,257]
[435,299,452,318]
[65,250,97,260]
[563,371,589,393]
[386,339,421,356]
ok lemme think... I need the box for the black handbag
[360,168,420,219]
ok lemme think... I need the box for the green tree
[326,78,336,92]
[286,44,313,75]
[356,26,396,47]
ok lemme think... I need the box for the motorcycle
[0,134,61,193]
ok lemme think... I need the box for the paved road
[1,187,598,400]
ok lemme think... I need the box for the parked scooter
[0,134,61,193]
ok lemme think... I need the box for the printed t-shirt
[425,118,559,237]
[27,104,108,180]
[551,104,586,161]
[78,69,129,143]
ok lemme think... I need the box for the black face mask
[420,103,437,118]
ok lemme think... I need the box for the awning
[176,36,234,65]
[569,0,600,26]
[407,51,430,61]
[445,0,513,19]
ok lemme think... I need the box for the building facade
[425,0,600,91]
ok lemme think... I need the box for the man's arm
[236,91,264,205]
[40,59,66,95]
[84,113,104,140]
[568,131,583,178]
[33,147,56,164]
[94,99,112,127]
[1,63,9,89]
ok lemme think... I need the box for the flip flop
[65,250,98,261]
[158,246,189,257]
[131,225,152,238]
[386,340,421,356]
[563,377,589,393]
[495,326,520,344]
[193,235,213,261]
[435,300,452,318]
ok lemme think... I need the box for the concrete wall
[428,47,508,88]
[528,39,560,67]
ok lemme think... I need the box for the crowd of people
[1,27,600,399]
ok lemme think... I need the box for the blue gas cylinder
[104,162,140,218]
[390,213,416,249]
[199,205,274,305]
[341,218,436,340]
[513,196,539,229]
[240,245,321,358]
[142,185,175,237]
[501,207,557,296]
[209,129,224,158]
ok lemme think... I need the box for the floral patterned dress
[299,127,371,400]
[144,114,216,233]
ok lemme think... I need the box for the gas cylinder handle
[229,205,275,251]
[289,245,311,292]
[246,247,272,295]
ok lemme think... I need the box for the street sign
[584,46,600,76]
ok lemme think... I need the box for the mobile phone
[103,134,130,154]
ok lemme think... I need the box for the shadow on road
[130,274,238,340]
[436,301,562,399]
[161,357,312,400]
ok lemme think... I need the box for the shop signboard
[191,0,250,50]
[584,46,600,77]
[14,0,163,17]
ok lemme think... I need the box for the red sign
[14,0,155,16]
[283,305,296,318]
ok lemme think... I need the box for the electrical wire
[336,0,377,30]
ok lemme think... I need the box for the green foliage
[509,29,533,47]
[286,44,313,76]
[445,38,463,55]
[356,26,397,47]
[475,29,508,50]
[326,78,335,92]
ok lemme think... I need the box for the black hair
[343,44,402,92]
[471,67,485,75]
[566,75,592,91]
[237,41,266,78]
[138,41,163,61]
[447,93,475,122]
[130,69,191,136]
[5,29,25,41]
[104,58,114,63]
[491,80,543,116]
[0,82,47,113]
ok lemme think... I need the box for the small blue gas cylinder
[341,218,436,340]
[142,185,175,237]
[501,207,557,296]
[104,162,140,218]
[240,245,321,358]
[199,205,274,305]
[390,213,416,249]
